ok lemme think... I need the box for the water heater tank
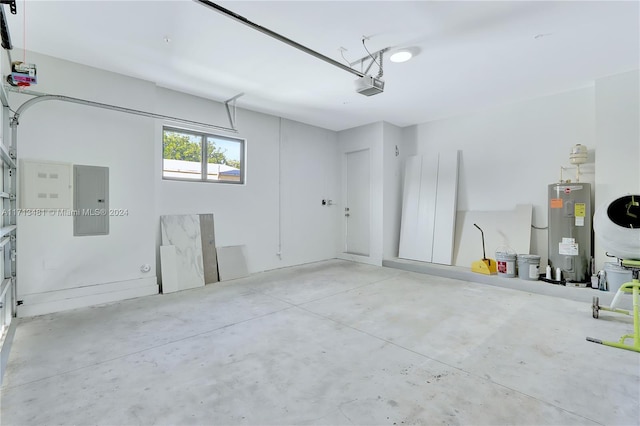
[548,183,592,282]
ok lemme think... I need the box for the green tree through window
[206,140,240,169]
[163,132,201,162]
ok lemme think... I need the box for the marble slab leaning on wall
[217,245,249,281]
[160,214,206,291]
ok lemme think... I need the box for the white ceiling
[5,1,640,131]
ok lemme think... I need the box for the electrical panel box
[20,160,73,209]
[73,165,109,236]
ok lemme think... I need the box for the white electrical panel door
[20,160,73,209]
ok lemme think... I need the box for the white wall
[337,122,384,265]
[405,88,596,267]
[155,88,283,274]
[594,69,640,268]
[14,52,158,314]
[13,52,341,315]
[280,119,340,266]
[155,92,340,273]
[336,121,412,265]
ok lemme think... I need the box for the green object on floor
[587,262,640,353]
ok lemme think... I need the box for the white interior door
[345,149,370,256]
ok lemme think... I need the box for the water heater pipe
[559,165,592,183]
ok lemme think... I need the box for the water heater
[548,183,592,282]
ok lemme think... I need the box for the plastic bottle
[555,267,562,281]
[545,265,552,280]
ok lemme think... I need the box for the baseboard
[17,277,159,317]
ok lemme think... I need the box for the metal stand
[587,262,640,353]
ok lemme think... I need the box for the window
[163,127,245,183]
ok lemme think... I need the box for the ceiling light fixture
[389,47,420,63]
[389,50,413,63]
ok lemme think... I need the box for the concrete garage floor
[1,260,639,425]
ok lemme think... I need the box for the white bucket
[604,262,633,293]
[518,254,541,281]
[495,252,517,277]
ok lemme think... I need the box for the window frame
[162,126,246,185]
